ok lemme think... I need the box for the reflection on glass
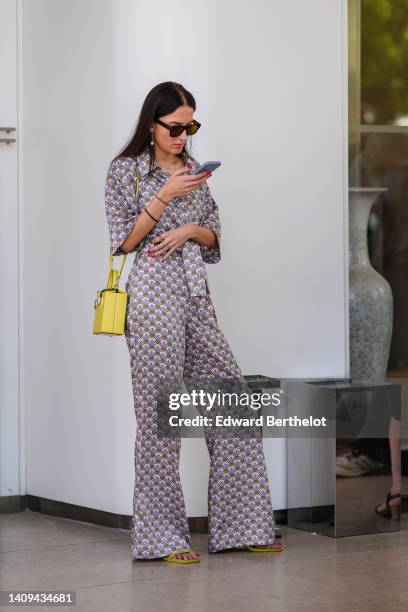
[348,0,408,528]
[361,0,408,126]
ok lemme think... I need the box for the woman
[105,81,283,563]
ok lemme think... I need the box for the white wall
[0,0,20,498]
[19,0,348,515]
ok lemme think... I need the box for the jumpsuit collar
[136,146,199,178]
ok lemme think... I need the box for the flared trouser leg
[183,295,277,552]
[125,286,192,559]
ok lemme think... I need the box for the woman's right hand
[161,166,210,200]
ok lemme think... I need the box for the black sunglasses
[154,118,201,137]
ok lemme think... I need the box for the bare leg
[376,417,401,513]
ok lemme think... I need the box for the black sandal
[374,490,401,520]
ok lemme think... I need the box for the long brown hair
[112,81,198,173]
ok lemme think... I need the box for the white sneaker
[336,450,383,477]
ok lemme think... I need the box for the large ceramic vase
[349,187,393,381]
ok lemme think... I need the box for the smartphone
[189,161,221,175]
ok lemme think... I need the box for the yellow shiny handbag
[93,165,140,336]
[92,252,128,335]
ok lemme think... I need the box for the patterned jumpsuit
[105,145,278,559]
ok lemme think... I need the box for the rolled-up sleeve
[105,158,140,256]
[199,183,221,264]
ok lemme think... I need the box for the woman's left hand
[148,224,194,261]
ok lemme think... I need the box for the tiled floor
[1,510,408,611]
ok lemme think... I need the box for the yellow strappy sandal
[246,543,283,552]
[161,548,200,564]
